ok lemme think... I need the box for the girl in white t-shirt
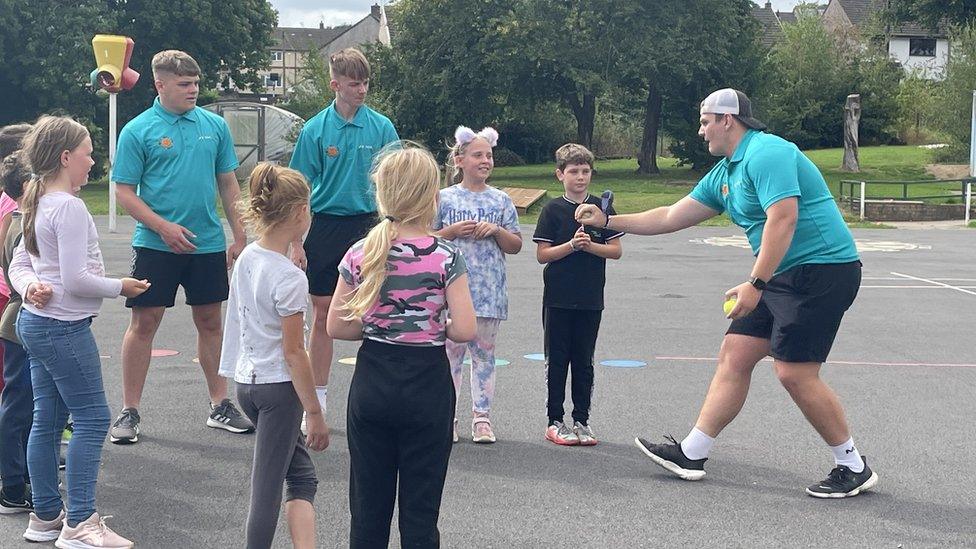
[218,164,329,549]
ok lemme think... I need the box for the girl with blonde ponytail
[218,163,328,549]
[326,142,475,548]
[9,115,149,547]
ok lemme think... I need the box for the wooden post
[842,93,861,172]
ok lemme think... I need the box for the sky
[269,1,811,28]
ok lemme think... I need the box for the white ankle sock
[680,427,715,460]
[315,386,328,413]
[830,437,864,472]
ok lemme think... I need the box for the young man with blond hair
[577,88,876,498]
[110,50,253,444]
[289,47,399,422]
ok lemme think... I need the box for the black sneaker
[635,435,707,481]
[0,486,33,514]
[109,408,140,444]
[806,457,878,498]
[207,399,255,434]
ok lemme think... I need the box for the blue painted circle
[600,359,647,368]
[523,353,546,361]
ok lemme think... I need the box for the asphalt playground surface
[1,215,974,548]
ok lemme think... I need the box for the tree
[758,13,901,150]
[0,0,276,126]
[885,0,976,28]
[615,0,763,173]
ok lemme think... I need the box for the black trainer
[0,485,33,514]
[635,435,707,481]
[806,457,878,498]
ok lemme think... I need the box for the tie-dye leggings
[445,317,500,414]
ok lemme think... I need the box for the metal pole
[860,181,866,221]
[966,180,972,225]
[108,93,117,233]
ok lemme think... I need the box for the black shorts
[304,212,376,296]
[727,261,861,363]
[125,247,229,308]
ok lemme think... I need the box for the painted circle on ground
[462,358,510,366]
[600,359,647,368]
[523,353,546,361]
[338,357,357,365]
[151,349,179,357]
[690,235,932,253]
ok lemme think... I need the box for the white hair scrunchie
[454,125,499,147]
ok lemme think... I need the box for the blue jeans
[17,310,110,524]
[0,338,31,496]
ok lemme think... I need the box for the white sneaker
[24,510,64,542]
[55,512,133,549]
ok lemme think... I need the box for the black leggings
[348,339,455,549]
[543,307,602,425]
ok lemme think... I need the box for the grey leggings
[237,381,318,549]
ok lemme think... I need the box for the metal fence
[838,178,975,223]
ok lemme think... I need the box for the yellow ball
[723,298,736,316]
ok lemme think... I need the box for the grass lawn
[80,145,944,229]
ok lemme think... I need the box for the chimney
[319,21,324,30]
[371,4,381,19]
[765,1,772,8]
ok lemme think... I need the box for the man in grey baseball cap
[576,88,876,499]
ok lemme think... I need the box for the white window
[265,73,281,88]
[909,38,936,58]
[271,50,283,62]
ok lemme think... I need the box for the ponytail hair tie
[384,215,396,222]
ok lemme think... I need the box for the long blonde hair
[20,116,89,256]
[343,142,440,319]
[239,163,310,237]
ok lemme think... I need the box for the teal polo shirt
[689,130,859,274]
[289,101,398,215]
[112,98,239,254]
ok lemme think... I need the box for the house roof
[835,0,947,38]
[751,3,783,48]
[272,25,350,51]
[776,11,797,24]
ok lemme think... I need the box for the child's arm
[445,273,476,342]
[491,226,522,254]
[282,312,330,451]
[583,236,623,260]
[326,277,364,340]
[8,241,51,308]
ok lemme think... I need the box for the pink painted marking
[151,349,179,358]
[654,356,976,368]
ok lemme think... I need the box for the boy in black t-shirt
[532,144,623,446]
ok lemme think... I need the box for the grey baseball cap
[700,88,767,131]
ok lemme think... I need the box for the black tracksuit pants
[543,307,602,425]
[348,338,455,549]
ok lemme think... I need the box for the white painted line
[890,272,976,297]
[654,356,976,368]
[863,277,976,281]
[861,285,976,289]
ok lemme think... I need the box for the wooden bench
[501,187,547,214]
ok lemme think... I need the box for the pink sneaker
[55,512,133,549]
[23,510,64,542]
[471,415,496,443]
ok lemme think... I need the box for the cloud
[270,0,382,28]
